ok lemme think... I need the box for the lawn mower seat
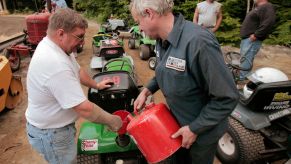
[240,80,291,112]
[102,57,134,75]
[88,71,139,113]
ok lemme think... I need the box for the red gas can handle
[133,102,155,115]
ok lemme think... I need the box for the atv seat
[88,71,139,113]
[240,80,291,111]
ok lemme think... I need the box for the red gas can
[126,103,182,163]
[26,12,51,45]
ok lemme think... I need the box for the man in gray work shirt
[130,0,239,163]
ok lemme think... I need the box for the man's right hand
[108,115,123,132]
[134,88,152,112]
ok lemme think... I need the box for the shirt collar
[167,13,185,48]
[43,36,71,57]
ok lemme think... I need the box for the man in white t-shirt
[193,0,222,33]
[25,8,122,164]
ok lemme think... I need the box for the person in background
[239,0,276,80]
[25,8,122,164]
[51,0,68,8]
[130,0,238,163]
[193,0,222,33]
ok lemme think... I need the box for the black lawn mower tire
[139,44,150,60]
[148,57,157,70]
[128,38,136,49]
[4,48,21,72]
[216,117,265,164]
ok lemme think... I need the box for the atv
[128,26,156,61]
[77,57,148,164]
[216,52,291,164]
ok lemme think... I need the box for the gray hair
[47,8,88,35]
[130,0,174,16]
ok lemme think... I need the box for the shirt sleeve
[254,5,276,39]
[45,70,87,109]
[146,76,160,94]
[189,41,239,135]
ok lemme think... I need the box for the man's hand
[108,115,123,132]
[133,88,151,112]
[97,79,114,90]
[250,34,257,42]
[171,125,197,149]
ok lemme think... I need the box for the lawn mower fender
[231,102,291,130]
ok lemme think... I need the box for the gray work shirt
[147,14,239,144]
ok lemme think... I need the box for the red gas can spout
[113,110,131,147]
[113,110,130,135]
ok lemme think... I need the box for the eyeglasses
[71,33,85,42]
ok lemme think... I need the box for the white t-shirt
[25,37,86,129]
[197,1,222,27]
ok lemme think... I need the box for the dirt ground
[0,15,290,164]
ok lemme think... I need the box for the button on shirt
[147,14,239,144]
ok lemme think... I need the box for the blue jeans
[26,122,77,164]
[239,38,262,80]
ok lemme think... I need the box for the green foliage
[74,0,291,47]
[265,21,291,47]
[74,0,130,24]
[173,1,197,21]
[216,13,241,46]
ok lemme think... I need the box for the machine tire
[77,154,103,164]
[216,117,265,164]
[4,49,21,72]
[139,44,150,60]
[128,39,136,49]
[148,57,157,70]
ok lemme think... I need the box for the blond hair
[130,0,174,16]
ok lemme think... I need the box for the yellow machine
[0,56,23,112]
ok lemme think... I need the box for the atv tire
[217,117,265,164]
[139,44,150,60]
[4,48,21,72]
[77,154,102,164]
[148,57,157,70]
[128,38,136,49]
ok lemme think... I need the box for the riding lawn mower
[128,26,156,63]
[217,52,291,163]
[78,56,149,163]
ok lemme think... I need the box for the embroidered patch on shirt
[166,56,186,71]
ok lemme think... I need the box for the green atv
[78,58,148,163]
[128,26,156,61]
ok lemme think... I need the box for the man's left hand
[171,125,197,149]
[250,34,257,42]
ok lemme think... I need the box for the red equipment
[4,12,51,72]
[26,13,51,45]
[126,103,182,163]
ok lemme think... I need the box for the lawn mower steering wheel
[224,51,252,71]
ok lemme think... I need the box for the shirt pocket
[158,68,194,97]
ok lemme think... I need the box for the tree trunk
[246,0,250,14]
